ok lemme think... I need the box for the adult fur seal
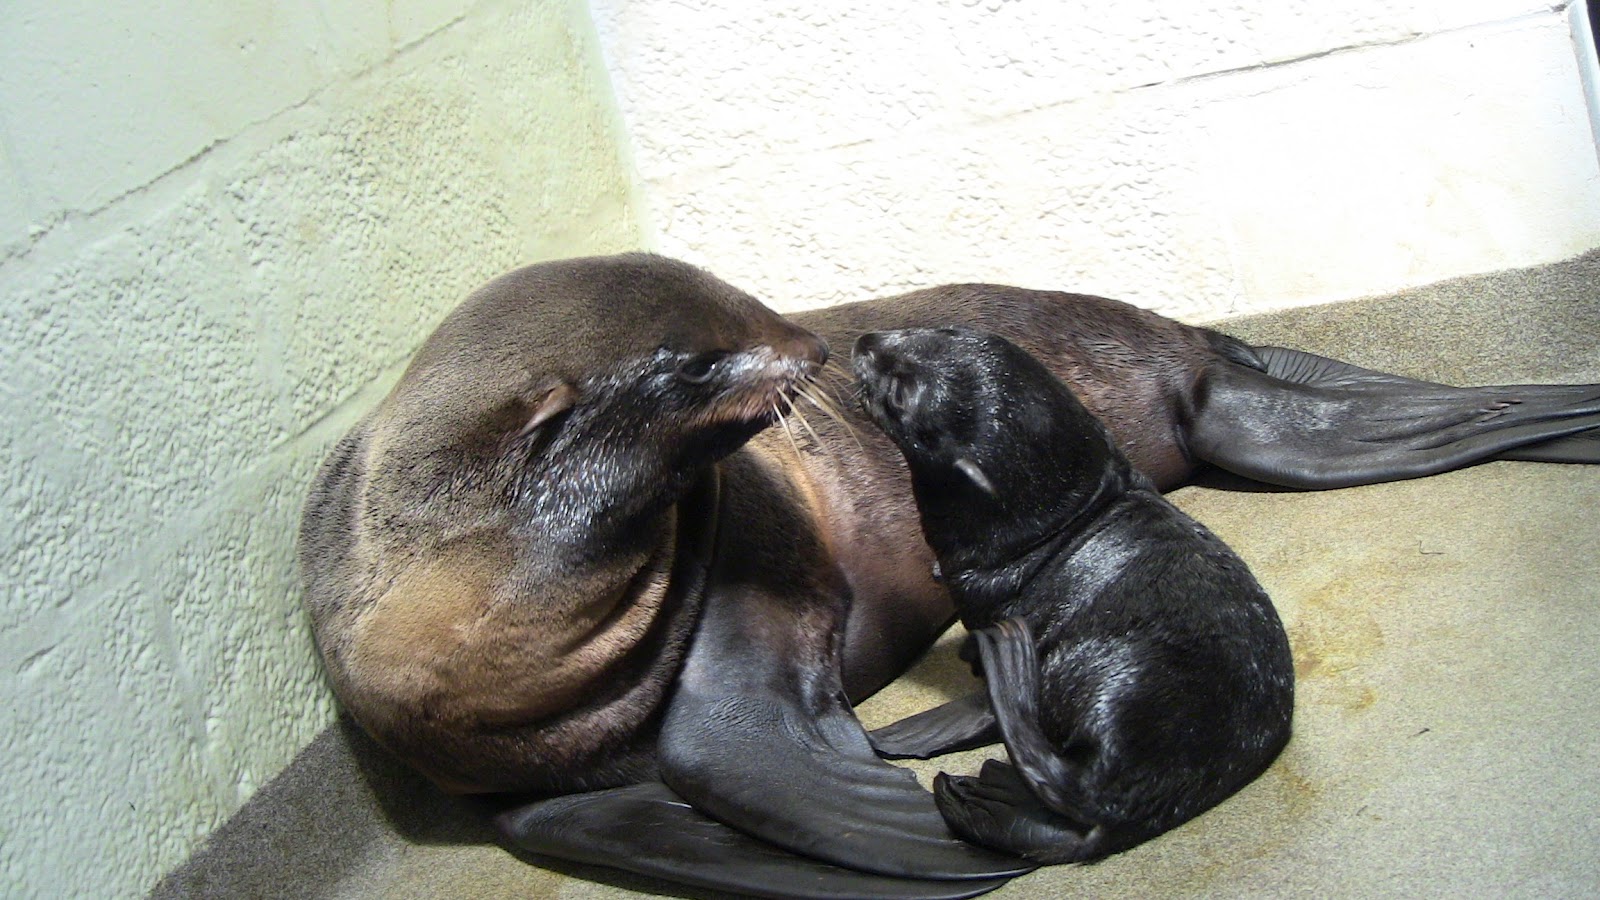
[854,326,1294,862]
[300,254,1032,900]
[300,254,1600,898]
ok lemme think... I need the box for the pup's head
[853,326,1126,568]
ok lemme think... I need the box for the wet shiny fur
[855,326,1294,862]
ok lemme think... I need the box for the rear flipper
[1495,426,1600,463]
[871,692,1000,760]
[935,762,1103,866]
[1191,345,1600,489]
[933,620,1119,864]
[495,782,1015,900]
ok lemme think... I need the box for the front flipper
[871,692,1000,760]
[495,782,1012,900]
[660,583,1033,886]
[1191,345,1600,489]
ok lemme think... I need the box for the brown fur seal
[300,253,1600,898]
[300,254,1031,898]
[854,326,1294,862]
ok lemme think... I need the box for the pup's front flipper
[1191,345,1600,489]
[871,692,1000,759]
[496,781,1015,900]
[660,578,1034,888]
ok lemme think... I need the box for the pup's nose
[853,331,883,359]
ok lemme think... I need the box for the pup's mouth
[851,332,917,431]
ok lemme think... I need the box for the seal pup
[300,254,1032,898]
[854,326,1295,862]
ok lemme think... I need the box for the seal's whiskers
[773,400,806,461]
[784,393,834,459]
[798,379,865,451]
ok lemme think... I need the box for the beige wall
[0,2,642,896]
[593,0,1600,319]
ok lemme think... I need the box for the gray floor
[154,251,1600,899]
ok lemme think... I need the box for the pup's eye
[677,351,729,385]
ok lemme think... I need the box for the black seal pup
[854,326,1295,863]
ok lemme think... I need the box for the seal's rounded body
[854,326,1294,862]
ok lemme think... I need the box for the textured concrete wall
[593,0,1600,318]
[0,2,642,897]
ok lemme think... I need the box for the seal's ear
[517,381,578,439]
[954,457,996,496]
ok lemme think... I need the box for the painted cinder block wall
[0,1,642,897]
[591,0,1600,318]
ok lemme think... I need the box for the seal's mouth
[701,334,830,429]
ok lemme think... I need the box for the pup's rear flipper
[935,762,1099,866]
[1190,345,1600,489]
[932,621,1115,865]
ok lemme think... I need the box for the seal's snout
[776,329,829,372]
[811,333,830,368]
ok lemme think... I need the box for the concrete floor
[153,251,1600,899]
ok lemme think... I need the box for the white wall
[593,0,1600,319]
[0,2,642,896]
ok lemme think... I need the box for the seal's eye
[677,351,729,385]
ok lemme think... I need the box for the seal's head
[852,326,1129,570]
[299,254,830,793]
[368,253,828,550]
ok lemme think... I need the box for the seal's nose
[811,334,830,368]
[772,328,828,370]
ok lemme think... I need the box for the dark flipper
[871,692,1000,760]
[934,621,1105,864]
[659,579,1033,885]
[935,762,1098,865]
[495,782,1012,900]
[1494,426,1600,463]
[1190,345,1600,489]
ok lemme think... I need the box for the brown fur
[300,254,823,794]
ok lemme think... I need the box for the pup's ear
[954,457,996,496]
[517,381,578,438]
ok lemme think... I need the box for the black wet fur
[654,451,1036,884]
[854,327,1295,864]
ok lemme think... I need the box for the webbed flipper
[495,781,1012,900]
[870,692,1000,760]
[933,620,1105,864]
[1494,426,1600,464]
[659,581,1034,888]
[1191,345,1600,489]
